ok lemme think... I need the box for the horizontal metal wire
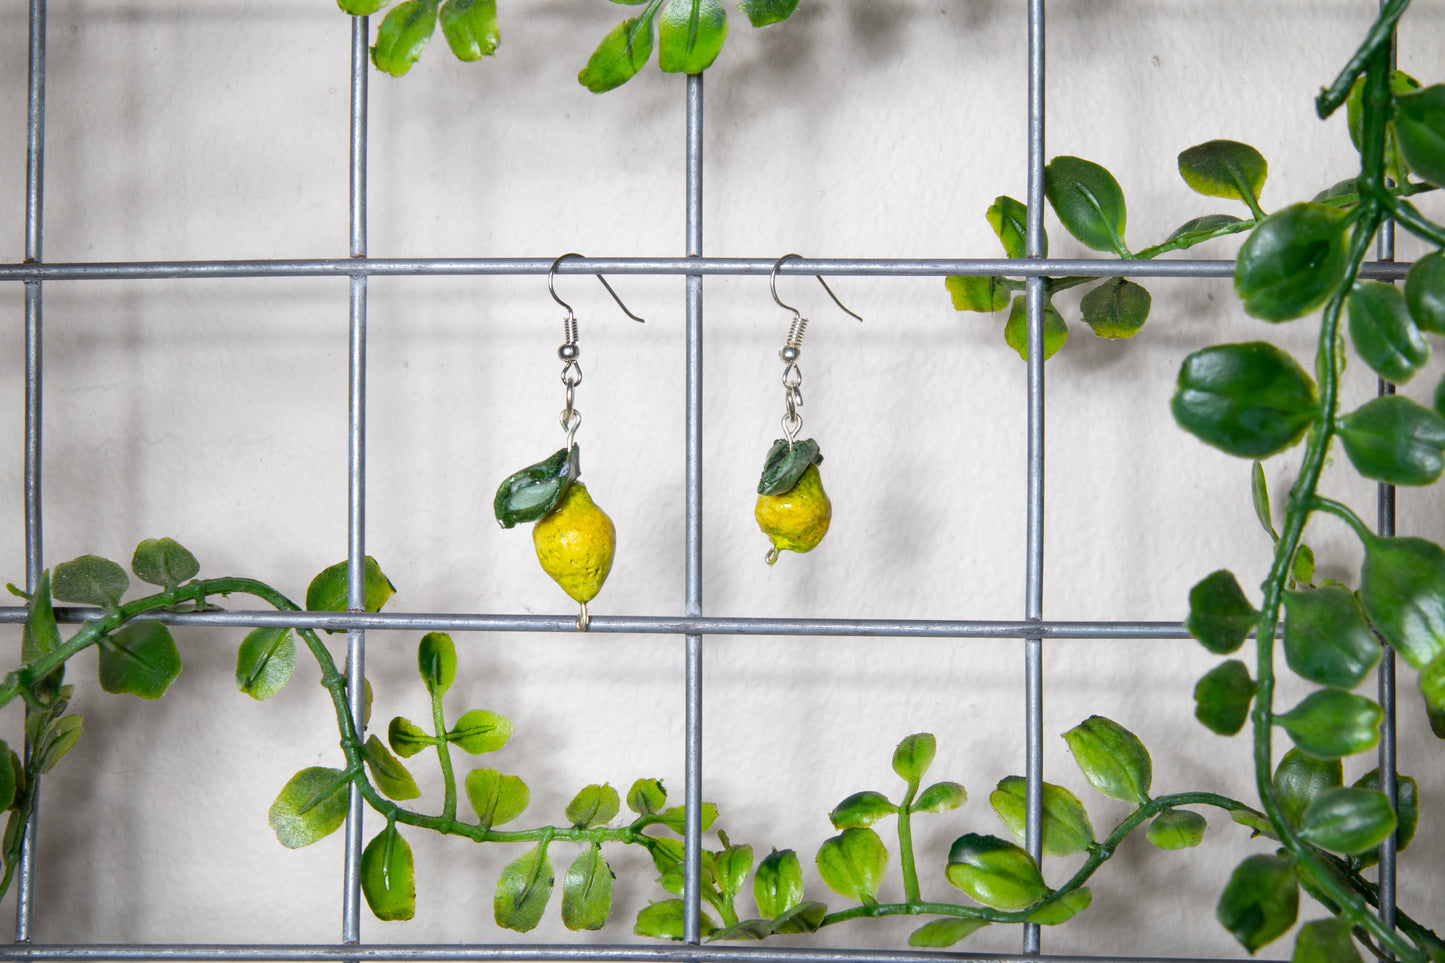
[0,256,1411,282]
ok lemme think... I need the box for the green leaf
[361,824,415,921]
[989,775,1095,856]
[1298,787,1397,855]
[1338,395,1445,486]
[907,917,989,948]
[1312,179,1360,204]
[945,275,1011,313]
[737,0,799,28]
[1062,715,1151,804]
[1348,281,1429,384]
[1274,749,1343,828]
[0,741,13,812]
[1044,156,1129,255]
[1292,918,1363,963]
[21,570,62,696]
[494,447,580,528]
[1275,690,1382,759]
[944,833,1047,910]
[1351,769,1418,866]
[416,631,456,697]
[657,0,728,74]
[770,899,826,935]
[653,801,718,834]
[98,621,182,700]
[562,844,614,931]
[388,716,433,758]
[634,898,715,940]
[36,714,82,774]
[753,848,803,918]
[1193,659,1255,736]
[439,0,498,61]
[579,13,658,93]
[1282,585,1382,688]
[268,767,351,849]
[914,780,967,813]
[1394,85,1445,187]
[52,555,128,608]
[757,437,822,495]
[464,768,530,830]
[235,627,296,701]
[1216,854,1299,953]
[1185,569,1258,654]
[363,735,421,801]
[1348,71,1420,184]
[370,0,439,76]
[1177,140,1268,210]
[306,557,396,623]
[1003,294,1068,361]
[891,732,935,785]
[130,538,199,588]
[447,709,513,754]
[1079,278,1150,339]
[814,827,887,903]
[494,842,555,932]
[1147,809,1207,850]
[339,0,390,13]
[715,843,753,905]
[829,790,897,829]
[1405,250,1445,334]
[566,784,620,828]
[1234,203,1352,322]
[626,777,667,816]
[1026,887,1092,925]
[1165,213,1243,243]
[1171,342,1318,458]
[707,917,776,942]
[1293,543,1316,586]
[1358,535,1445,670]
[1231,809,1278,840]
[987,195,1043,258]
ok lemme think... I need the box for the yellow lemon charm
[755,462,831,565]
[532,482,616,604]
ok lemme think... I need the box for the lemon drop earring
[755,254,863,565]
[493,254,644,630]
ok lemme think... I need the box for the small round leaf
[944,833,1047,911]
[370,0,439,77]
[814,828,888,903]
[99,622,182,700]
[989,776,1095,856]
[1292,918,1363,963]
[1274,748,1343,828]
[1275,690,1382,759]
[439,0,499,61]
[1338,396,1445,486]
[1062,715,1151,803]
[52,555,129,608]
[891,732,936,785]
[1044,156,1129,255]
[1193,659,1255,736]
[235,627,296,701]
[1298,787,1397,855]
[1185,570,1258,655]
[561,844,614,931]
[361,824,415,921]
[1393,85,1445,187]
[1080,278,1151,339]
[1178,140,1268,206]
[1216,854,1299,953]
[464,768,530,830]
[1172,342,1318,458]
[1235,203,1352,322]
[1358,535,1445,671]
[753,848,804,919]
[626,778,667,816]
[1003,295,1068,361]
[908,917,989,948]
[362,735,421,801]
[269,767,351,849]
[565,784,620,829]
[914,781,968,814]
[1147,809,1207,850]
[130,538,199,588]
[1351,768,1419,866]
[416,631,456,697]
[1348,281,1429,384]
[829,790,897,829]
[494,842,555,932]
[447,709,513,754]
[1282,585,1382,688]
[1405,251,1445,334]
[946,275,1011,313]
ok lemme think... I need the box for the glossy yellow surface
[532,483,616,603]
[754,463,831,564]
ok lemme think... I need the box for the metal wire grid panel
[0,2,1411,962]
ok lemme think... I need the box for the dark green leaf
[1348,281,1429,384]
[1275,749,1343,828]
[1044,156,1129,255]
[235,627,295,701]
[1292,918,1363,963]
[1405,251,1445,334]
[21,570,61,692]
[1235,203,1352,322]
[1193,659,1255,735]
[1062,715,1151,803]
[626,777,667,816]
[52,555,128,608]
[388,716,433,758]
[1166,213,1244,243]
[1216,854,1299,953]
[1147,809,1207,850]
[757,437,822,495]
[1282,585,1382,688]
[989,775,1095,856]
[1351,769,1418,865]
[562,844,614,931]
[1358,535,1445,670]
[634,899,715,940]
[98,622,182,700]
[578,13,657,93]
[370,0,439,76]
[1171,342,1318,458]
[737,0,799,28]
[130,537,199,588]
[1079,278,1150,339]
[464,768,530,830]
[945,275,1011,312]
[1394,85,1445,187]
[1026,887,1092,925]
[1177,140,1268,208]
[907,917,989,947]
[307,557,396,621]
[657,0,728,74]
[1275,690,1382,759]
[36,714,82,774]
[0,741,13,812]
[269,767,351,849]
[753,848,803,918]
[1348,71,1420,182]
[944,833,1047,910]
[416,631,456,697]
[439,0,498,61]
[363,735,421,801]
[914,780,967,813]
[1252,461,1279,539]
[1185,570,1258,654]
[1338,395,1445,486]
[829,790,897,829]
[987,195,1043,258]
[494,842,555,932]
[494,447,580,528]
[891,732,935,785]
[566,783,620,828]
[361,824,415,921]
[1298,787,1397,855]
[707,917,776,942]
[715,843,753,904]
[814,827,887,903]
[1003,294,1068,361]
[447,709,513,754]
[770,899,826,935]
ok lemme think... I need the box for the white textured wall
[0,0,1442,956]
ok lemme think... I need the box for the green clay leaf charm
[494,447,580,529]
[757,438,823,496]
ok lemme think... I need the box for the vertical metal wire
[16,0,48,943]
[1022,0,1047,953]
[682,71,706,947]
[341,12,370,946]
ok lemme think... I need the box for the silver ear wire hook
[548,253,646,325]
[769,254,862,446]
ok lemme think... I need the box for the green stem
[1309,496,1375,542]
[1385,196,1445,247]
[430,686,458,822]
[1315,0,1412,118]
[897,785,921,904]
